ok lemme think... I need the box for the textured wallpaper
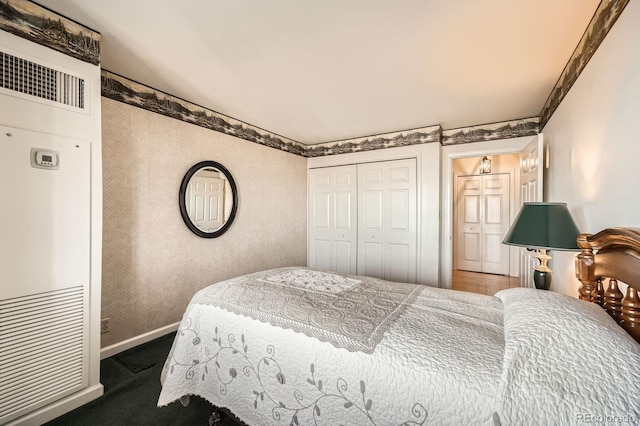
[101,98,308,347]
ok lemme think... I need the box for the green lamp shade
[502,202,580,251]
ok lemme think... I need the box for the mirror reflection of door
[187,169,225,232]
[179,161,238,238]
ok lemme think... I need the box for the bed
[158,227,640,425]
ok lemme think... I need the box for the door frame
[440,135,539,289]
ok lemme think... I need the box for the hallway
[451,270,520,296]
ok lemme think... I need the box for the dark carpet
[44,332,240,426]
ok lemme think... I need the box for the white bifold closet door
[357,159,417,283]
[308,165,358,275]
[308,158,417,283]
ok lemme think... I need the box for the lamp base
[533,249,553,290]
[533,269,552,290]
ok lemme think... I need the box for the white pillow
[494,288,640,426]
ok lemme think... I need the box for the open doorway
[452,154,520,295]
[440,134,544,291]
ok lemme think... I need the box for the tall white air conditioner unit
[0,28,103,426]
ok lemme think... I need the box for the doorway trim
[440,135,535,289]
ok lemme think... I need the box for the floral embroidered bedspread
[158,268,505,425]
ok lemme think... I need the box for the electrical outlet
[101,318,110,334]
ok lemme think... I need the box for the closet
[308,158,417,283]
[455,173,511,275]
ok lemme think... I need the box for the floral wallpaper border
[0,0,100,65]
[538,0,629,129]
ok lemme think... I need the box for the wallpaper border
[305,125,442,157]
[3,0,626,154]
[101,70,542,156]
[101,70,308,156]
[0,0,100,65]
[538,0,629,129]
[442,118,539,146]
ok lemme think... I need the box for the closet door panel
[308,166,358,275]
[361,242,384,279]
[388,243,410,283]
[334,241,354,274]
[335,191,353,229]
[312,192,331,228]
[363,190,383,229]
[357,159,417,283]
[313,239,331,271]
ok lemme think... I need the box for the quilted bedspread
[158,268,640,425]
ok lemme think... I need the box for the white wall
[542,1,640,296]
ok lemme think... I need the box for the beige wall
[101,98,307,347]
[543,1,640,296]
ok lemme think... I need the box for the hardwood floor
[451,270,520,296]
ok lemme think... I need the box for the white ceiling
[38,0,600,144]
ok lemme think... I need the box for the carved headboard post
[620,288,640,342]
[574,228,640,344]
[575,233,596,302]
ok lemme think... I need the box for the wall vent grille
[0,50,85,109]
[0,286,85,424]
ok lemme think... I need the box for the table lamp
[502,202,580,290]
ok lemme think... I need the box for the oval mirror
[179,161,238,238]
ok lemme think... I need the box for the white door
[482,174,511,274]
[518,134,544,287]
[308,165,358,274]
[357,159,417,283]
[188,174,225,232]
[456,174,510,275]
[457,176,482,272]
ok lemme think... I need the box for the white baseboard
[7,384,104,426]
[100,322,181,360]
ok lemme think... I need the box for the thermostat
[31,148,60,170]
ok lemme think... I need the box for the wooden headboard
[575,227,640,343]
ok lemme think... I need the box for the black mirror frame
[179,160,238,238]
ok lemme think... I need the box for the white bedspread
[158,268,640,425]
[158,268,505,425]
